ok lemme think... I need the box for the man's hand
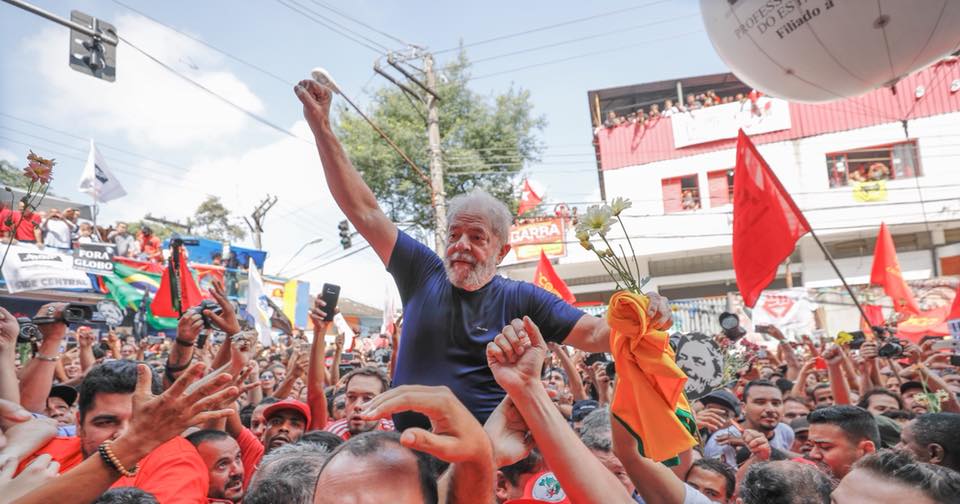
[295,79,334,133]
[77,327,96,349]
[822,343,843,366]
[695,409,729,434]
[487,317,547,395]
[34,303,67,342]
[742,429,771,461]
[177,312,203,345]
[645,291,673,331]
[361,385,494,465]
[205,281,242,335]
[0,307,19,353]
[484,396,534,467]
[127,363,238,448]
[860,340,879,361]
[309,298,335,340]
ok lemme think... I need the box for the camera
[17,317,41,343]
[605,361,616,381]
[192,299,223,329]
[719,312,746,341]
[18,304,104,343]
[878,339,904,359]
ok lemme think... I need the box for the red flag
[517,179,543,216]
[732,130,811,307]
[949,283,960,321]
[870,223,920,315]
[534,251,575,304]
[151,248,203,318]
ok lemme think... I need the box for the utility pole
[144,214,192,234]
[423,54,447,253]
[244,195,277,249]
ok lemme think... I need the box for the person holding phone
[296,79,674,428]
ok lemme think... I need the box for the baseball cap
[263,399,311,427]
[570,400,600,422]
[789,417,810,433]
[700,389,741,417]
[49,384,78,407]
[504,471,571,503]
[900,381,924,395]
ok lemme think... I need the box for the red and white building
[503,60,960,333]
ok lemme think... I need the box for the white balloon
[700,0,960,103]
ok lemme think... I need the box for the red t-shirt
[11,211,41,242]
[0,207,12,235]
[140,235,162,261]
[235,427,264,490]
[20,436,209,504]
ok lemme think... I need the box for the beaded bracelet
[98,441,139,477]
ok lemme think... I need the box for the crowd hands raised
[2,282,960,504]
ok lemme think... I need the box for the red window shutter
[708,171,730,207]
[662,177,682,213]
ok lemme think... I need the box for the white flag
[79,139,127,202]
[246,258,274,346]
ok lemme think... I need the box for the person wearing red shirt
[12,201,42,245]
[324,367,394,441]
[0,202,13,238]
[138,225,163,263]
[226,399,310,489]
[18,360,210,504]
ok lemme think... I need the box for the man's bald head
[314,431,438,504]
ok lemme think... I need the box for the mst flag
[870,222,920,315]
[151,248,203,318]
[534,251,575,304]
[732,130,811,307]
[79,140,127,202]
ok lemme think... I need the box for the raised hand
[742,429,771,461]
[487,317,548,395]
[360,385,493,465]
[77,327,96,349]
[205,281,241,335]
[483,396,534,467]
[34,303,67,342]
[295,79,334,133]
[695,408,729,434]
[176,312,203,345]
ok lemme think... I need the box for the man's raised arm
[295,79,398,265]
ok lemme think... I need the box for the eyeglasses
[260,373,275,380]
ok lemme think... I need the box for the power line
[0,112,190,173]
[434,0,672,54]
[118,34,312,144]
[110,0,295,86]
[303,0,411,47]
[272,0,389,55]
[471,12,700,64]
[471,30,704,80]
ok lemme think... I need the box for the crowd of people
[0,75,957,504]
[600,89,757,129]
[0,201,163,263]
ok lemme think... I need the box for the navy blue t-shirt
[388,231,584,427]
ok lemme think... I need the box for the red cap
[262,399,311,427]
[504,471,570,504]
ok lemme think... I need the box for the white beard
[444,251,498,291]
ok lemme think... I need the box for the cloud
[20,13,264,150]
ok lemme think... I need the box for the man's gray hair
[580,407,612,452]
[244,441,331,504]
[445,188,513,246]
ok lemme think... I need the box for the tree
[0,159,31,191]
[189,195,246,242]
[336,51,546,231]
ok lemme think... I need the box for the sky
[0,0,729,307]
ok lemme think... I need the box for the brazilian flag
[102,262,178,330]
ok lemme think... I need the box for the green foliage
[126,220,177,241]
[335,51,546,230]
[189,195,246,242]
[0,159,31,191]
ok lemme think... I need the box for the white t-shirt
[42,219,74,249]
[703,423,795,468]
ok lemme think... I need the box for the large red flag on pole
[870,222,921,315]
[534,251,575,304]
[732,130,811,307]
[151,247,203,318]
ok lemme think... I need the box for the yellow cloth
[607,291,697,461]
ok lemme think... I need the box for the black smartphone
[585,352,609,366]
[320,283,341,322]
[949,355,960,367]
[339,364,355,376]
[195,332,208,348]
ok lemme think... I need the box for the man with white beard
[295,78,674,429]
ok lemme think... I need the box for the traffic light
[69,10,117,82]
[338,220,351,249]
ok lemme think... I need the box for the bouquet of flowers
[1,150,55,267]
[573,197,649,293]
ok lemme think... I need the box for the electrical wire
[118,34,313,145]
[272,0,389,55]
[304,0,411,47]
[471,30,705,80]
[110,0,296,86]
[434,0,673,54]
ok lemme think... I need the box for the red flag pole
[805,227,872,327]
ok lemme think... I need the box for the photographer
[17,303,75,415]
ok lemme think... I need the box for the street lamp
[275,237,323,277]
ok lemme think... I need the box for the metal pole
[806,227,872,324]
[1,0,118,44]
[424,54,447,254]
